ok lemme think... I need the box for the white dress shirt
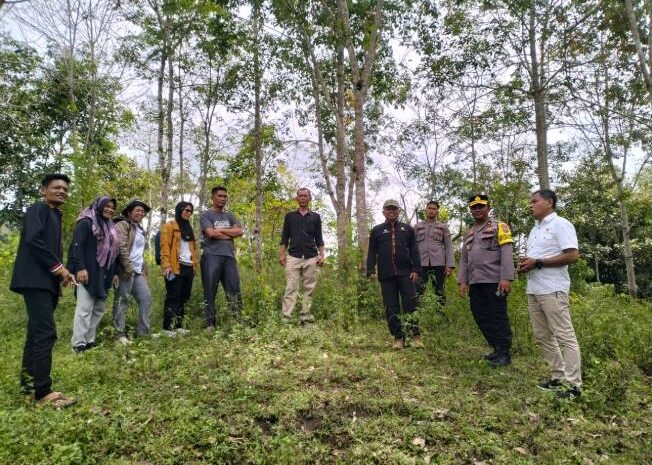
[525,212,578,295]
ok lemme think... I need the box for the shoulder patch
[497,222,513,245]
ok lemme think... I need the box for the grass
[0,262,650,465]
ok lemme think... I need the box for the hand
[60,268,75,287]
[367,272,377,280]
[316,255,325,267]
[279,255,287,267]
[162,267,172,277]
[516,256,535,273]
[112,275,120,288]
[76,269,89,285]
[409,271,419,283]
[458,283,469,297]
[445,267,454,277]
[497,280,511,295]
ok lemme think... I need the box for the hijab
[174,201,195,242]
[77,196,120,268]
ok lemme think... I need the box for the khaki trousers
[282,256,318,321]
[528,292,582,388]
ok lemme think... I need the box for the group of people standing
[366,191,583,400]
[10,177,324,407]
[11,173,582,408]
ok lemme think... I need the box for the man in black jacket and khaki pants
[10,174,77,408]
[367,199,422,350]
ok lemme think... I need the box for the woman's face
[181,205,193,221]
[102,201,116,220]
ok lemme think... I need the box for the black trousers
[469,283,512,353]
[417,266,446,305]
[201,254,242,326]
[163,264,194,330]
[21,289,59,399]
[380,275,419,339]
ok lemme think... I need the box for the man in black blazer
[366,199,423,350]
[10,174,77,407]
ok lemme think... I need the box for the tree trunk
[156,50,167,224]
[623,0,652,108]
[529,0,550,189]
[299,21,352,269]
[253,1,264,273]
[602,85,638,296]
[178,59,185,193]
[339,0,384,266]
[162,46,174,228]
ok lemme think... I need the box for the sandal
[37,391,78,408]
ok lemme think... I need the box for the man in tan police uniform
[415,200,455,306]
[457,194,515,366]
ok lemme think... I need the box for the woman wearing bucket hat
[112,199,152,344]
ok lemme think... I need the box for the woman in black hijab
[159,201,198,335]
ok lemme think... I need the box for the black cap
[468,194,489,206]
[121,199,151,217]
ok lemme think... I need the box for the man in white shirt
[517,189,582,399]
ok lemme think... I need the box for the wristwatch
[535,259,544,269]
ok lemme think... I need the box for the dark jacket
[366,221,422,281]
[67,218,117,299]
[10,202,64,295]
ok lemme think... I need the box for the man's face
[426,204,439,220]
[129,206,146,223]
[102,202,116,220]
[42,179,69,206]
[530,193,552,220]
[383,206,399,222]
[469,203,489,222]
[212,190,228,209]
[296,190,311,208]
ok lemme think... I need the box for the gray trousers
[201,254,242,326]
[71,284,107,347]
[112,273,152,337]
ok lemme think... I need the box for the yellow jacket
[160,220,198,275]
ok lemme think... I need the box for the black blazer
[366,221,422,281]
[10,202,64,295]
[67,218,117,299]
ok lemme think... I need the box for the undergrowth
[0,253,650,464]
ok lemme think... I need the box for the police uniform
[414,219,455,304]
[457,196,515,362]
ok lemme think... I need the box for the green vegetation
[1,250,650,465]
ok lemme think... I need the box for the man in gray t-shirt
[200,187,244,329]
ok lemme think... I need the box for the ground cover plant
[0,255,650,465]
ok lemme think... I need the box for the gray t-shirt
[200,210,240,257]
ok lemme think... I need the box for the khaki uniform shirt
[457,220,514,285]
[414,220,455,268]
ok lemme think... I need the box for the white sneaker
[117,336,131,345]
[176,328,190,336]
[161,330,177,338]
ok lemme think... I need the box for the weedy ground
[0,265,650,465]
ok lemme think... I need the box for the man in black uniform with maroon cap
[367,199,422,349]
